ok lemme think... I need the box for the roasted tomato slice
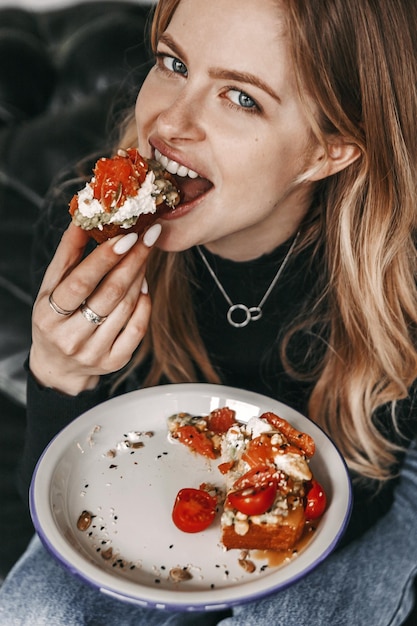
[92,150,148,212]
[172,488,217,533]
[207,407,237,433]
[241,434,275,468]
[227,483,277,516]
[175,425,216,459]
[233,465,280,490]
[305,480,327,520]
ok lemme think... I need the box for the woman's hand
[29,222,162,396]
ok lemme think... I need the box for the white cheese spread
[73,170,157,230]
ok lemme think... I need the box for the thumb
[40,222,92,292]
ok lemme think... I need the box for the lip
[149,138,211,182]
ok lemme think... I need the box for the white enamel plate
[30,383,352,612]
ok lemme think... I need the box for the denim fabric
[1,441,416,626]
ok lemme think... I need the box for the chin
[155,231,193,253]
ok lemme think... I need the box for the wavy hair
[117,0,417,482]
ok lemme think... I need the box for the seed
[238,558,256,574]
[77,510,93,532]
[169,567,193,583]
[113,183,123,206]
[101,547,113,561]
[166,191,180,207]
[154,179,167,191]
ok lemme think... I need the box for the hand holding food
[29,148,178,395]
[29,221,160,395]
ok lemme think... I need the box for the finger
[46,231,140,314]
[107,284,152,369]
[80,247,146,320]
[67,223,162,318]
[78,268,147,342]
[76,278,151,374]
[41,223,91,290]
[34,224,92,325]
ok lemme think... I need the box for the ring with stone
[79,301,108,326]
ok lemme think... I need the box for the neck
[203,224,300,261]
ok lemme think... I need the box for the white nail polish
[140,277,149,295]
[143,223,162,247]
[113,232,138,255]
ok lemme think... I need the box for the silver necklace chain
[196,231,300,328]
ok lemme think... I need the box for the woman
[1,0,417,624]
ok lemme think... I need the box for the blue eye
[227,89,257,110]
[163,55,188,76]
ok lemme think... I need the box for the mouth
[154,149,213,205]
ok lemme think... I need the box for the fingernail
[113,232,138,255]
[140,277,149,295]
[143,223,162,247]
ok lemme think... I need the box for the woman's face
[136,0,319,260]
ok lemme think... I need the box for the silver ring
[80,301,108,326]
[48,291,76,317]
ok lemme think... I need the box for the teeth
[177,165,189,177]
[155,149,198,179]
[157,152,169,169]
[166,160,180,176]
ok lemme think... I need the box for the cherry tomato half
[227,483,277,516]
[305,480,327,520]
[172,488,217,533]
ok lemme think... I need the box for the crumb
[169,567,193,583]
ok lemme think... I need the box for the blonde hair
[117,0,417,482]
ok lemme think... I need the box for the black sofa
[0,0,154,578]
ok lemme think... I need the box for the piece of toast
[221,500,306,551]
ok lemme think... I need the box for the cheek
[224,138,299,193]
[135,74,166,134]
[222,140,309,212]
[135,78,153,128]
[134,96,147,150]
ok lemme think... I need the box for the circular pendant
[227,304,263,328]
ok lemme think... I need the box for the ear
[307,138,361,181]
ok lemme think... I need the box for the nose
[156,89,206,145]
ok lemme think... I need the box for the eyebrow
[157,34,185,60]
[157,34,282,104]
[208,68,282,104]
